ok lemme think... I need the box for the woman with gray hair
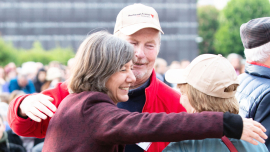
[41,31,266,152]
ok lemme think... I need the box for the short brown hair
[178,83,239,114]
[68,31,134,93]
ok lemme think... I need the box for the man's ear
[263,56,270,67]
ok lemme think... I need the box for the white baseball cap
[114,3,164,35]
[165,54,239,98]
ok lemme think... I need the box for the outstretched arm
[7,82,70,138]
[84,95,267,145]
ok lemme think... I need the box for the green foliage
[214,0,270,56]
[0,40,75,66]
[0,38,18,66]
[48,46,75,64]
[198,5,219,54]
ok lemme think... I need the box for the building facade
[0,0,198,64]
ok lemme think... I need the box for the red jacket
[7,70,186,152]
[143,71,186,152]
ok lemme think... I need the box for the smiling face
[106,61,136,104]
[118,28,160,89]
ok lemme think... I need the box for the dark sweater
[117,79,150,152]
[43,91,224,152]
[117,78,150,113]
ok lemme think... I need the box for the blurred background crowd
[0,0,269,151]
[0,58,76,106]
[0,59,76,152]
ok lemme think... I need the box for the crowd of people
[0,3,270,152]
[0,59,75,152]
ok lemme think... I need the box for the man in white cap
[7,4,267,152]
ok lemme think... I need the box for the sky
[197,0,231,10]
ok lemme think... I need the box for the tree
[198,5,219,54]
[0,38,18,66]
[0,40,75,66]
[214,0,270,57]
[17,42,75,65]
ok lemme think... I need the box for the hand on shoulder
[241,118,268,145]
[19,94,56,122]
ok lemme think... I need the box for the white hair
[244,41,270,63]
[227,53,242,62]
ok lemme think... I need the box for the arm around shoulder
[86,97,224,144]
[7,82,69,138]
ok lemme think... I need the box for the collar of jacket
[247,61,270,69]
[245,62,270,79]
[142,69,159,111]
[128,78,150,97]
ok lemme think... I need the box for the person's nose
[127,70,136,83]
[134,45,145,59]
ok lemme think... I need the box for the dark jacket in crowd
[42,91,226,152]
[0,132,25,152]
[33,69,46,93]
[236,62,270,150]
[7,130,44,151]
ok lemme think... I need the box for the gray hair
[244,41,270,63]
[68,31,134,93]
[18,73,28,80]
[227,53,242,61]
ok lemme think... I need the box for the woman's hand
[19,94,56,122]
[241,118,267,145]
